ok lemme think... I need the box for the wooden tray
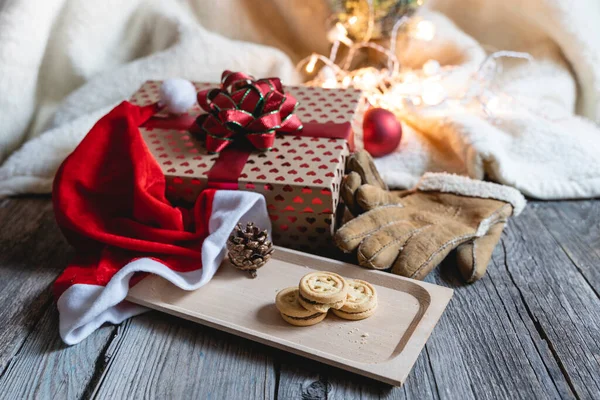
[126,247,453,386]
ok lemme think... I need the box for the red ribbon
[193,71,303,154]
[205,122,351,190]
[205,145,251,190]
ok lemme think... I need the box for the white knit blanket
[1,0,599,199]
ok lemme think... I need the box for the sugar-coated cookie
[298,271,348,313]
[275,286,326,326]
[331,279,378,320]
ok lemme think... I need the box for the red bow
[194,71,303,154]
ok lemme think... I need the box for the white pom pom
[159,78,197,114]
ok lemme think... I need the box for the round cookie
[298,271,348,313]
[275,286,326,326]
[298,295,346,313]
[281,312,327,326]
[332,307,377,320]
[332,279,378,320]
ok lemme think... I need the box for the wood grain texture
[276,333,440,399]
[325,344,440,400]
[498,205,600,399]
[533,201,600,297]
[0,305,115,399]
[0,198,73,373]
[1,197,599,400]
[90,312,277,400]
[277,356,329,400]
[420,251,576,399]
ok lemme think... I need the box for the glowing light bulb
[423,59,441,76]
[305,55,318,73]
[413,20,436,41]
[485,96,501,112]
[318,65,335,80]
[327,22,352,45]
[393,72,421,96]
[336,22,348,35]
[322,78,338,88]
[348,16,358,25]
[362,72,378,88]
[403,72,418,83]
[421,81,446,105]
[390,84,405,97]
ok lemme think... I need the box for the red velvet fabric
[53,101,215,299]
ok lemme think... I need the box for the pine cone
[227,222,274,278]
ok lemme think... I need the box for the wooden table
[0,197,598,399]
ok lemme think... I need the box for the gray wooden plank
[90,311,277,399]
[498,205,600,399]
[325,370,381,400]
[533,201,600,296]
[325,345,440,400]
[393,349,440,400]
[277,356,329,400]
[0,198,74,373]
[485,256,575,399]
[3,196,597,399]
[0,304,115,399]
[277,355,385,400]
[421,255,572,400]
[277,344,439,400]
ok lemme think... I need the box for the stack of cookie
[275,271,378,326]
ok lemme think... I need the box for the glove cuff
[416,173,527,216]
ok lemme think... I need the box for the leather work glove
[341,150,389,216]
[336,152,526,282]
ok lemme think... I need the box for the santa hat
[53,86,269,345]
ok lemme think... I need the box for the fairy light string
[297,1,535,121]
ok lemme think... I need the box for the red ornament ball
[362,107,402,157]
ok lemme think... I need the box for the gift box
[130,79,366,253]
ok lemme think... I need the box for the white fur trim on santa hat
[57,190,270,345]
[158,78,197,114]
[416,173,527,216]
